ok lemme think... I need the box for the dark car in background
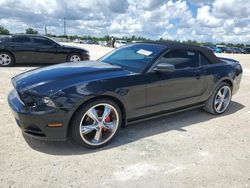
[79,40,99,45]
[0,35,89,66]
[8,42,242,148]
[243,47,250,54]
[216,46,231,53]
[238,48,247,54]
[204,46,222,53]
[216,46,248,54]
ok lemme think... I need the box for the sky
[0,0,250,43]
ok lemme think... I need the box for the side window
[33,37,54,46]
[15,37,31,43]
[159,50,199,69]
[199,53,211,66]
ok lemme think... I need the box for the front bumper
[8,89,68,141]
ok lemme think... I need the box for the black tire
[0,51,14,67]
[67,53,83,62]
[203,82,232,115]
[70,99,122,148]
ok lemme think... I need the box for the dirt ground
[0,44,250,188]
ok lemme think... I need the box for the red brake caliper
[105,116,110,122]
[103,116,110,132]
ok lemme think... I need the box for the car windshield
[99,43,166,73]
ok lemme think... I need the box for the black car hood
[12,61,131,93]
[61,44,88,52]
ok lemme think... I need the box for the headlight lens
[19,91,56,109]
[43,97,56,108]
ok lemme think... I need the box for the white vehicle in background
[114,40,127,48]
[73,39,80,43]
[132,40,143,43]
[99,41,107,46]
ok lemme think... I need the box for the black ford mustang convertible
[8,42,242,148]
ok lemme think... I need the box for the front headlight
[19,91,57,109]
[42,97,56,108]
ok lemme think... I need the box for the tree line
[0,25,249,48]
[0,26,38,35]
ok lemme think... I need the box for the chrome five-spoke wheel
[204,82,232,115]
[71,100,121,148]
[79,103,119,146]
[214,85,232,113]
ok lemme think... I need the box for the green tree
[0,26,10,35]
[25,28,38,34]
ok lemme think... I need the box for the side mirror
[154,63,175,73]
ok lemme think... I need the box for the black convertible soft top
[141,41,222,64]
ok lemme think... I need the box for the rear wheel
[0,52,14,66]
[70,99,122,148]
[67,53,82,62]
[204,83,232,114]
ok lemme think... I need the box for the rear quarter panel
[201,61,242,101]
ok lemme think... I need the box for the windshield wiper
[102,61,112,65]
[102,61,127,70]
[103,61,119,67]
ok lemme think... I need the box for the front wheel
[203,83,232,114]
[67,53,83,62]
[70,99,122,148]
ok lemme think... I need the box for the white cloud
[139,0,165,10]
[0,0,249,43]
[213,0,250,19]
[110,16,143,34]
[108,0,129,13]
[189,0,213,6]
[196,5,221,27]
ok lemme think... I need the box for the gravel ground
[0,44,250,188]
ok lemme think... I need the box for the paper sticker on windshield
[137,49,152,56]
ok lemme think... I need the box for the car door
[146,49,207,115]
[31,36,57,63]
[9,36,34,63]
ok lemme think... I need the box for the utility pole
[45,26,47,35]
[64,17,66,36]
